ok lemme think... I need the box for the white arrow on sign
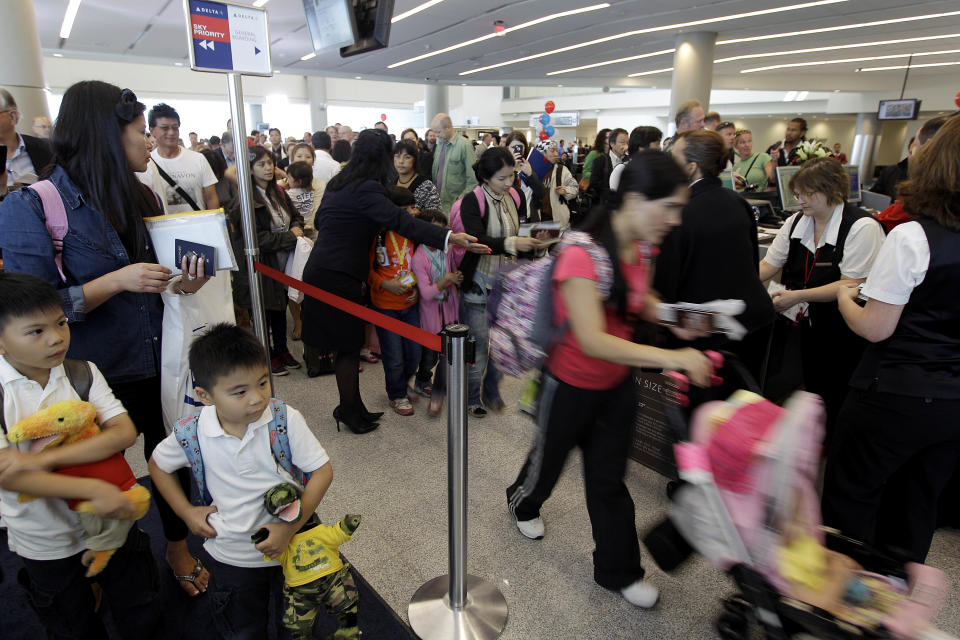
[199,40,216,51]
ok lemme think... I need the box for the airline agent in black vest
[758,157,885,437]
[823,116,960,563]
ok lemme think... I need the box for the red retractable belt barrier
[254,262,443,353]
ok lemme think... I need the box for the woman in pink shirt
[506,151,713,609]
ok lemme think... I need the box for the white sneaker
[515,517,545,540]
[620,579,660,608]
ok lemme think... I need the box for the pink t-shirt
[548,243,653,390]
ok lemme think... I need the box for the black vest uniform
[822,217,960,561]
[780,204,882,434]
[851,217,960,398]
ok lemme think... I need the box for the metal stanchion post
[226,72,272,380]
[409,324,508,640]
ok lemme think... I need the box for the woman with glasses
[733,129,775,192]
[758,157,885,439]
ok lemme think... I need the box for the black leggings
[110,375,190,542]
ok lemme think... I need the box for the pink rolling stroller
[663,390,954,640]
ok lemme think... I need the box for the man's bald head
[430,113,453,142]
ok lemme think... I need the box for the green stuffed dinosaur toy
[253,483,361,640]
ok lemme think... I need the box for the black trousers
[822,386,960,562]
[507,373,644,590]
[18,526,162,640]
[110,375,190,542]
[203,550,288,640]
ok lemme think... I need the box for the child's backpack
[450,185,522,234]
[488,231,613,378]
[174,398,312,506]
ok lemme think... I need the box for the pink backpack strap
[472,185,486,218]
[28,180,68,283]
[508,187,521,211]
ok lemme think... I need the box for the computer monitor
[845,165,861,203]
[719,168,735,191]
[776,165,803,211]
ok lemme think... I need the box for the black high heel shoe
[361,408,384,421]
[333,406,379,434]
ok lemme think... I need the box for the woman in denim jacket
[0,81,211,596]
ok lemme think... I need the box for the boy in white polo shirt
[0,273,162,639]
[149,323,333,638]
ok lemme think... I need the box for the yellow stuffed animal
[6,400,151,576]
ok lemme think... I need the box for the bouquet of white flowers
[791,140,832,165]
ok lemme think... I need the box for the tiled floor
[127,340,960,639]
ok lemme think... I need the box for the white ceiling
[35,0,960,90]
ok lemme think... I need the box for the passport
[174,239,216,277]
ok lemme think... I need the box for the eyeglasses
[792,191,818,202]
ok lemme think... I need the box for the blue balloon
[545,125,556,137]
[539,113,551,125]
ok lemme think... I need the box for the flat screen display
[303,0,357,54]
[877,99,921,121]
[845,164,861,203]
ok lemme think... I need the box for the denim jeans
[374,305,423,401]
[267,308,288,357]
[18,526,162,640]
[204,551,288,640]
[459,297,503,407]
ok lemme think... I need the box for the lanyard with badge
[380,232,417,288]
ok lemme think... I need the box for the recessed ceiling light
[393,0,449,24]
[627,67,674,78]
[460,0,846,76]
[53,53,64,58]
[548,48,675,76]
[60,0,83,39]
[460,83,466,86]
[252,0,269,7]
[858,60,960,72]
[783,91,799,101]
[741,48,960,73]
[547,9,960,77]
[354,76,362,79]
[390,3,610,69]
[174,62,184,66]
[716,33,960,64]
[300,52,316,61]
[796,91,809,101]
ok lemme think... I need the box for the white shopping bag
[284,235,314,303]
[159,275,236,431]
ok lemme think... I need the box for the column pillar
[425,84,448,128]
[249,104,264,131]
[0,0,50,128]
[306,75,327,133]
[667,32,716,137]
[850,113,881,183]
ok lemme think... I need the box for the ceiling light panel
[393,0,449,24]
[715,33,960,64]
[459,0,848,76]
[60,0,83,39]
[858,60,960,71]
[547,11,960,78]
[741,48,960,73]
[388,3,610,69]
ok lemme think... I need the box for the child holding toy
[411,209,465,417]
[0,273,162,639]
[149,323,334,639]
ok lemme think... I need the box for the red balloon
[544,100,555,114]
[380,113,387,121]
[955,91,960,108]
[538,129,550,141]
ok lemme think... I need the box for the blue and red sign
[187,0,271,76]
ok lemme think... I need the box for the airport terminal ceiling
[33,0,960,91]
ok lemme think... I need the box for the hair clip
[114,88,143,123]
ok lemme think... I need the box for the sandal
[360,348,380,363]
[174,557,207,597]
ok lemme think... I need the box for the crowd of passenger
[0,79,957,638]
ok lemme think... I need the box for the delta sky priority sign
[185,0,273,76]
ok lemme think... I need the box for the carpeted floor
[0,477,417,640]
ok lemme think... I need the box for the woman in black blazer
[301,129,486,434]
[655,131,776,382]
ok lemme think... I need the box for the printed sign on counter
[630,371,682,480]
[186,0,272,76]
